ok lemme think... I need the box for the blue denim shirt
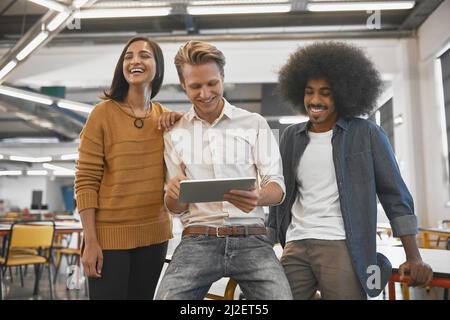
[268,117,418,297]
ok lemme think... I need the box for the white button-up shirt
[164,99,285,228]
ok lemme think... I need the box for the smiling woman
[74,36,181,300]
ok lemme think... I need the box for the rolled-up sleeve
[253,115,286,205]
[371,125,417,237]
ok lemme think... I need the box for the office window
[369,98,395,151]
[440,49,450,173]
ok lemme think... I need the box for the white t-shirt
[286,129,346,242]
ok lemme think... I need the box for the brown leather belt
[182,225,267,237]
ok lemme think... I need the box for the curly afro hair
[278,41,383,117]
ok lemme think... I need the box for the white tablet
[179,177,256,203]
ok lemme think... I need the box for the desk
[377,246,450,300]
[419,227,450,249]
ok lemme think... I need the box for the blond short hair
[174,41,226,83]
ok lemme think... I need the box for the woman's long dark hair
[102,36,164,101]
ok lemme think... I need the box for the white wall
[0,175,74,212]
[417,0,450,225]
[0,176,47,210]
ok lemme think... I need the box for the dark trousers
[88,241,168,300]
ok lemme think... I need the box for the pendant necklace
[127,101,151,129]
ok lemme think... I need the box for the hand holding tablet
[179,177,256,203]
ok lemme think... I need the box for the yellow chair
[0,221,55,300]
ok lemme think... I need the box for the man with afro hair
[268,41,432,299]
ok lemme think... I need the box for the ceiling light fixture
[0,85,53,105]
[190,0,289,4]
[74,7,171,19]
[60,153,79,160]
[187,4,292,15]
[307,1,415,12]
[16,31,49,61]
[53,171,75,176]
[43,163,74,172]
[47,11,71,31]
[57,100,93,113]
[26,170,48,176]
[9,156,53,163]
[0,60,18,80]
[0,171,22,176]
[73,0,90,9]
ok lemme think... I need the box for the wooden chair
[205,278,238,300]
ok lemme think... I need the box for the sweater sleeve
[75,106,105,212]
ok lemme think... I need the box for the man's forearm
[400,234,422,261]
[257,181,284,206]
[165,194,188,214]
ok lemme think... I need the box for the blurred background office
[0,0,449,300]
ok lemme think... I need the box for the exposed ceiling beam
[399,0,444,30]
[0,97,84,140]
[0,0,98,84]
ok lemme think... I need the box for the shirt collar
[185,98,234,123]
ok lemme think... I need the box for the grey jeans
[155,234,293,300]
[281,239,367,300]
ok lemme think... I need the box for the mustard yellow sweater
[75,99,172,250]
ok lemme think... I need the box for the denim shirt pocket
[345,150,373,184]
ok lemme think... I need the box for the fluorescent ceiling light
[16,31,49,61]
[73,0,90,9]
[0,170,22,176]
[93,1,169,8]
[57,100,93,113]
[190,0,289,4]
[53,171,75,176]
[0,60,17,80]
[43,163,74,171]
[187,4,292,15]
[307,1,415,12]
[0,85,53,105]
[9,156,53,163]
[0,154,4,160]
[278,116,309,124]
[47,11,71,31]
[2,137,59,143]
[60,153,79,160]
[29,0,67,12]
[26,170,48,176]
[199,24,369,34]
[75,7,171,19]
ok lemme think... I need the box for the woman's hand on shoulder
[158,111,184,131]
